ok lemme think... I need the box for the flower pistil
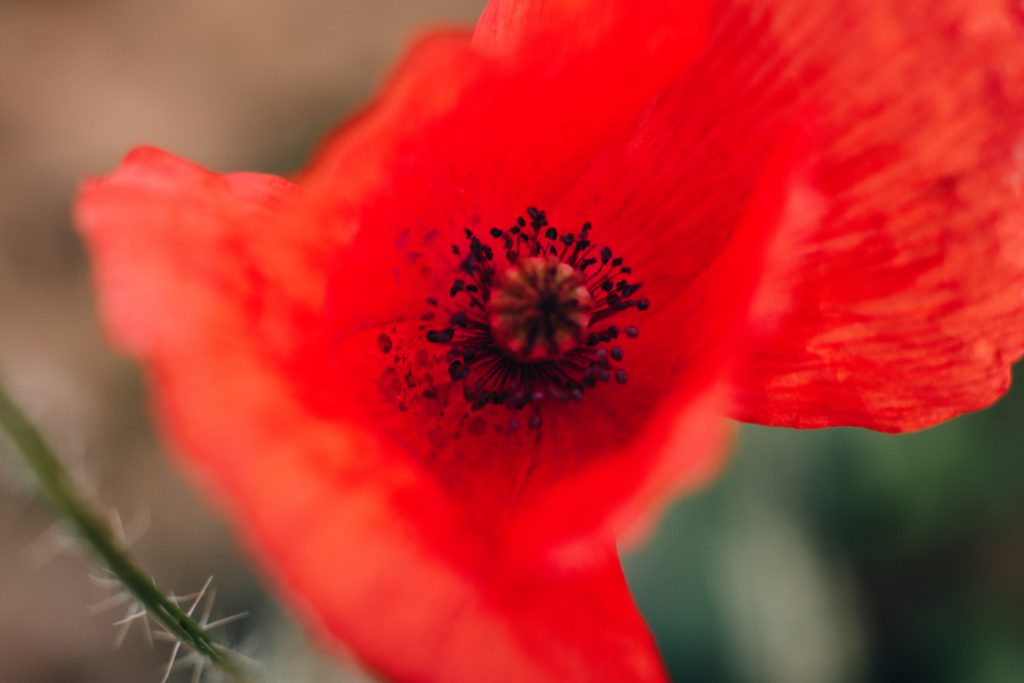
[423,207,649,429]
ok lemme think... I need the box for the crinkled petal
[713,0,1024,430]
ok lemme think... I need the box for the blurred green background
[0,1,1021,681]
[627,369,1024,683]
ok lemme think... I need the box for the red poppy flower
[75,0,1024,681]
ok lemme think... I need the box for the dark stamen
[411,208,648,427]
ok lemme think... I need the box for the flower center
[420,207,649,428]
[488,256,593,362]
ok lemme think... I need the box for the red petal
[76,149,673,681]
[707,0,1024,431]
[474,0,706,56]
[302,1,707,244]
[75,147,311,358]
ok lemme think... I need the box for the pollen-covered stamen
[488,256,593,362]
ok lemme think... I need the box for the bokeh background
[0,1,1021,681]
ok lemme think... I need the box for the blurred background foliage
[0,1,1020,681]
[628,368,1024,683]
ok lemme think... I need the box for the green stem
[0,382,247,681]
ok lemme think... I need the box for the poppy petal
[302,1,707,242]
[76,148,671,681]
[708,0,1024,431]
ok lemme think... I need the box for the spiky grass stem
[0,382,247,681]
